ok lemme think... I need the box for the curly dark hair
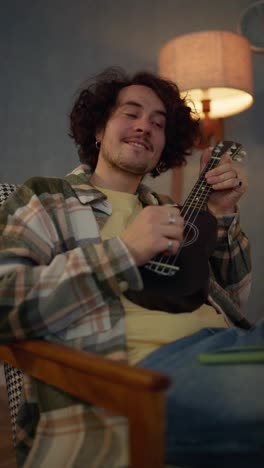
[69,67,200,177]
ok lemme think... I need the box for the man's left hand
[200,148,248,216]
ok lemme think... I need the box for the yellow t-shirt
[97,186,229,365]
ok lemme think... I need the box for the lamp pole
[196,96,224,149]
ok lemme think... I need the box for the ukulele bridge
[145,260,179,276]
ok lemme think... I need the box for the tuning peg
[233,150,247,162]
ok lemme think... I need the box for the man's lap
[137,320,264,466]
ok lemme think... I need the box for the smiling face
[95,85,166,180]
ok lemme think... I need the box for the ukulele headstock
[211,140,246,162]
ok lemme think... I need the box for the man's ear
[95,127,104,143]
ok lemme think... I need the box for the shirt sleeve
[0,182,142,343]
[209,211,252,308]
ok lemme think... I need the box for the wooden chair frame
[0,340,171,467]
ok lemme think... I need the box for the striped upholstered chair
[0,183,24,446]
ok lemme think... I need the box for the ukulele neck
[182,141,242,214]
[182,155,219,212]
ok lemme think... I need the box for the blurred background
[0,0,263,321]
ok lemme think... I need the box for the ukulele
[125,140,244,313]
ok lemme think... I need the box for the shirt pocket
[56,303,112,341]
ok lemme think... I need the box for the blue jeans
[137,320,264,467]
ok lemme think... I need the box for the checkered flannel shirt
[0,164,252,467]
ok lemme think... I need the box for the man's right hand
[120,205,184,266]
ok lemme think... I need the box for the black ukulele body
[125,209,217,313]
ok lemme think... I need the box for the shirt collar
[64,164,160,209]
[64,164,106,203]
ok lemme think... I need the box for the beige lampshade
[159,31,254,119]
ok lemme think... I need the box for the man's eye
[125,113,137,118]
[153,121,164,129]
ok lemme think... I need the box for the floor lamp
[159,30,254,200]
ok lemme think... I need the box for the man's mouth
[124,139,151,151]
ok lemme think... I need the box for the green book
[198,346,264,365]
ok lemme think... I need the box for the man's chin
[119,162,152,176]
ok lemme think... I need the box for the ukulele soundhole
[182,221,199,247]
[145,220,200,277]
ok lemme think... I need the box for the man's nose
[134,117,152,135]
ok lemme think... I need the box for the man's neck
[90,166,142,194]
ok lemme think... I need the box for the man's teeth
[128,141,146,149]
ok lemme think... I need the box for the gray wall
[0,0,263,321]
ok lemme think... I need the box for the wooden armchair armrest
[0,340,171,467]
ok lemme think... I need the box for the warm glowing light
[182,87,254,119]
[159,31,254,120]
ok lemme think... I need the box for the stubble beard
[101,145,152,176]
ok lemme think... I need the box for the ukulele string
[155,165,214,269]
[166,143,240,268]
[154,155,219,269]
[168,173,214,267]
[150,142,240,273]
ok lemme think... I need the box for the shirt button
[118,281,128,292]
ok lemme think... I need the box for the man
[0,68,263,467]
